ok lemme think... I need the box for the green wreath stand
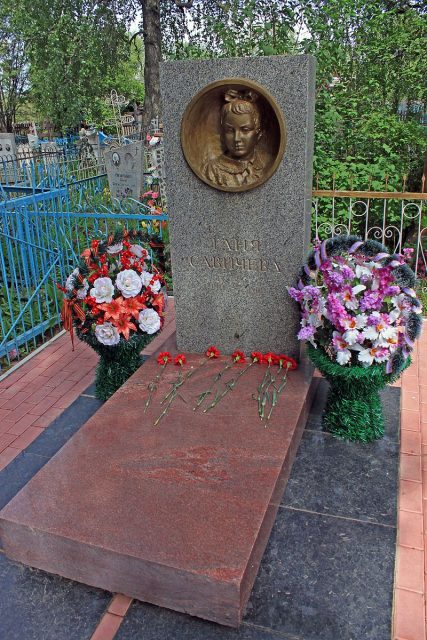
[77,331,151,401]
[307,344,410,442]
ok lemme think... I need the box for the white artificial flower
[107,242,123,254]
[95,322,120,346]
[355,264,372,279]
[342,285,365,310]
[362,314,397,344]
[130,244,150,260]
[357,346,389,366]
[344,314,367,330]
[352,284,366,296]
[391,293,410,312]
[65,268,79,292]
[342,329,361,346]
[116,269,142,298]
[375,334,399,351]
[65,268,89,299]
[388,308,401,323]
[90,277,115,303]
[138,308,161,334]
[336,349,352,365]
[141,271,161,293]
[341,314,367,345]
[332,331,353,366]
[357,348,376,365]
[76,280,89,299]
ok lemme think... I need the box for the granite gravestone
[104,141,144,199]
[160,55,315,358]
[0,133,17,159]
[0,133,18,183]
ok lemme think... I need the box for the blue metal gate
[0,157,167,368]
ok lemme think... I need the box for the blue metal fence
[0,156,167,370]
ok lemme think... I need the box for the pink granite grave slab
[0,347,314,627]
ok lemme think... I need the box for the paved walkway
[0,301,425,640]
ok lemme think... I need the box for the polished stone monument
[161,55,316,357]
[0,55,317,629]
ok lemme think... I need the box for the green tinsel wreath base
[307,344,410,442]
[77,331,151,401]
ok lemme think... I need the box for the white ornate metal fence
[312,185,427,277]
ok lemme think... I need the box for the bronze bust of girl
[202,89,266,189]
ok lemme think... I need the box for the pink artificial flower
[357,345,390,365]
[331,331,353,365]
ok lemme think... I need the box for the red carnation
[263,352,277,365]
[251,351,263,363]
[206,345,220,359]
[157,351,172,365]
[174,354,186,366]
[285,356,298,370]
[231,350,246,363]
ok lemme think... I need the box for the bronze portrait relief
[181,79,286,193]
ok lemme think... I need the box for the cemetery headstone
[0,133,18,183]
[0,133,17,160]
[0,55,318,629]
[104,141,144,199]
[160,55,316,357]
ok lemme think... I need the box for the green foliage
[302,0,427,190]
[77,331,149,400]
[88,35,145,130]
[307,344,410,441]
[0,0,29,131]
[162,0,426,196]
[10,0,137,131]
[161,0,298,59]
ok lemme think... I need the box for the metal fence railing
[2,152,427,371]
[0,152,106,198]
[0,155,167,370]
[0,200,167,368]
[312,187,427,276]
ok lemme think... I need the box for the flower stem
[144,365,166,413]
[203,362,253,413]
[258,364,274,418]
[161,370,187,404]
[154,371,185,426]
[266,362,291,421]
[193,362,233,411]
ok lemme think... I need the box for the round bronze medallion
[181,78,286,193]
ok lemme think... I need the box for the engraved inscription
[210,237,261,252]
[184,236,282,274]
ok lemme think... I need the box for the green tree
[301,0,426,190]
[11,0,136,131]
[0,1,28,132]
[161,0,299,59]
[88,34,145,130]
[135,0,298,127]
